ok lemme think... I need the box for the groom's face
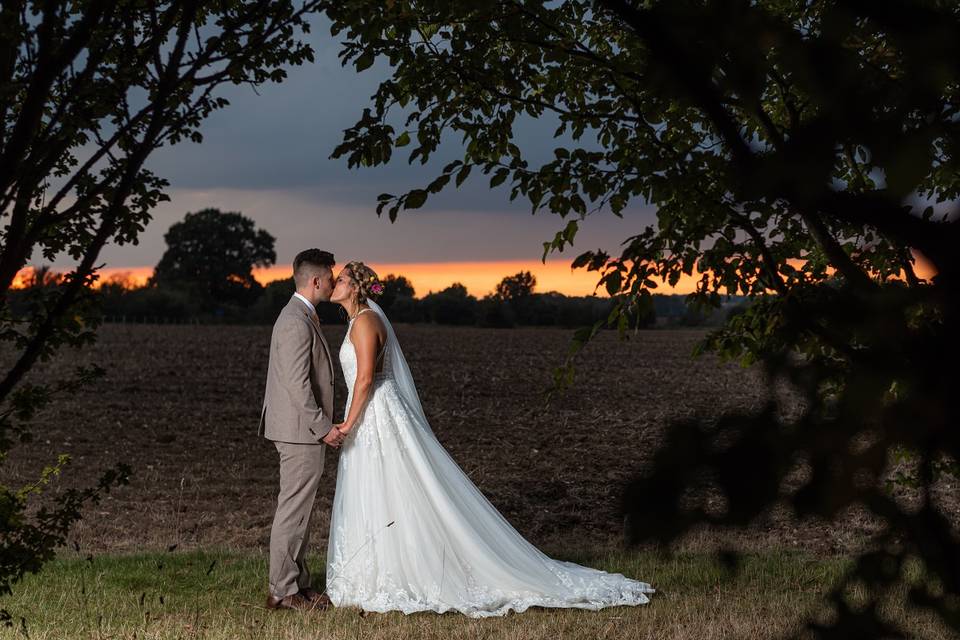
[312,266,336,302]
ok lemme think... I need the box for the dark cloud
[92,186,651,268]
[145,16,570,206]
[50,16,656,270]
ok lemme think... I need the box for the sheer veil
[365,298,432,433]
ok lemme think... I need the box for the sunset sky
[3,19,632,295]
[23,15,937,298]
[19,252,934,299]
[66,258,692,298]
[25,15,655,298]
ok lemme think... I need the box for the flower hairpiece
[370,282,385,295]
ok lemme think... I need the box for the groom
[258,248,346,611]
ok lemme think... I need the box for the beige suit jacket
[258,296,336,444]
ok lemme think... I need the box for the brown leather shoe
[266,591,317,611]
[299,588,332,609]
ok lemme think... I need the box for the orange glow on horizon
[10,249,938,298]
[252,260,633,297]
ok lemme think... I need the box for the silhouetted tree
[420,283,478,325]
[151,208,276,310]
[384,293,423,324]
[0,0,324,615]
[24,265,62,289]
[378,274,416,312]
[248,276,341,324]
[495,271,536,301]
[478,294,516,328]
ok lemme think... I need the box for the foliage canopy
[325,1,960,635]
[0,0,324,620]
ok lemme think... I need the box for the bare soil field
[2,323,953,557]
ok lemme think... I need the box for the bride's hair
[344,260,383,302]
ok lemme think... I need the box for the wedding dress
[325,299,655,617]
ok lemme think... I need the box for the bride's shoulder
[350,308,385,332]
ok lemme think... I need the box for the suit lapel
[287,297,335,381]
[314,318,335,382]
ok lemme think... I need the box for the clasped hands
[322,423,351,448]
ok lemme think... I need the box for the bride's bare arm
[337,314,383,434]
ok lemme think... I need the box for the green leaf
[455,164,472,187]
[404,189,428,209]
[427,174,450,193]
[490,169,509,188]
[355,51,375,71]
[395,132,410,147]
[572,252,593,269]
[570,194,586,215]
[605,271,622,295]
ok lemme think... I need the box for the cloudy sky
[38,15,661,296]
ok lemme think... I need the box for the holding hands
[323,423,350,448]
[323,424,348,447]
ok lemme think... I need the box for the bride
[324,260,655,617]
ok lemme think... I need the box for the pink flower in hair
[370,282,385,295]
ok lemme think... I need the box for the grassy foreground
[0,547,947,639]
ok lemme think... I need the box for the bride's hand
[334,422,350,435]
[322,426,344,447]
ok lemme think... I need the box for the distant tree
[0,0,324,614]
[555,295,612,328]
[7,265,66,319]
[478,294,516,328]
[384,294,423,323]
[151,209,276,310]
[378,274,416,311]
[118,287,199,321]
[95,274,140,319]
[680,303,709,327]
[248,276,343,324]
[420,283,478,325]
[24,265,62,289]
[100,273,140,292]
[248,277,296,324]
[495,271,536,301]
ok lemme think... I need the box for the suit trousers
[269,440,325,598]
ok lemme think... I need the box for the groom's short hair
[293,249,335,286]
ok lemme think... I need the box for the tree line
[13,208,744,328]
[94,270,745,328]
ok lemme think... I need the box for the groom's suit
[260,294,336,599]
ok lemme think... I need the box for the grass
[0,550,948,640]
[0,546,950,640]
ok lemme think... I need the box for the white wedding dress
[325,300,655,617]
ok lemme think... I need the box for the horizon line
[13,252,936,298]
[14,259,688,297]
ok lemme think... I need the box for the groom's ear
[317,267,333,286]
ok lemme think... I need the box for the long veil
[365,298,432,433]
